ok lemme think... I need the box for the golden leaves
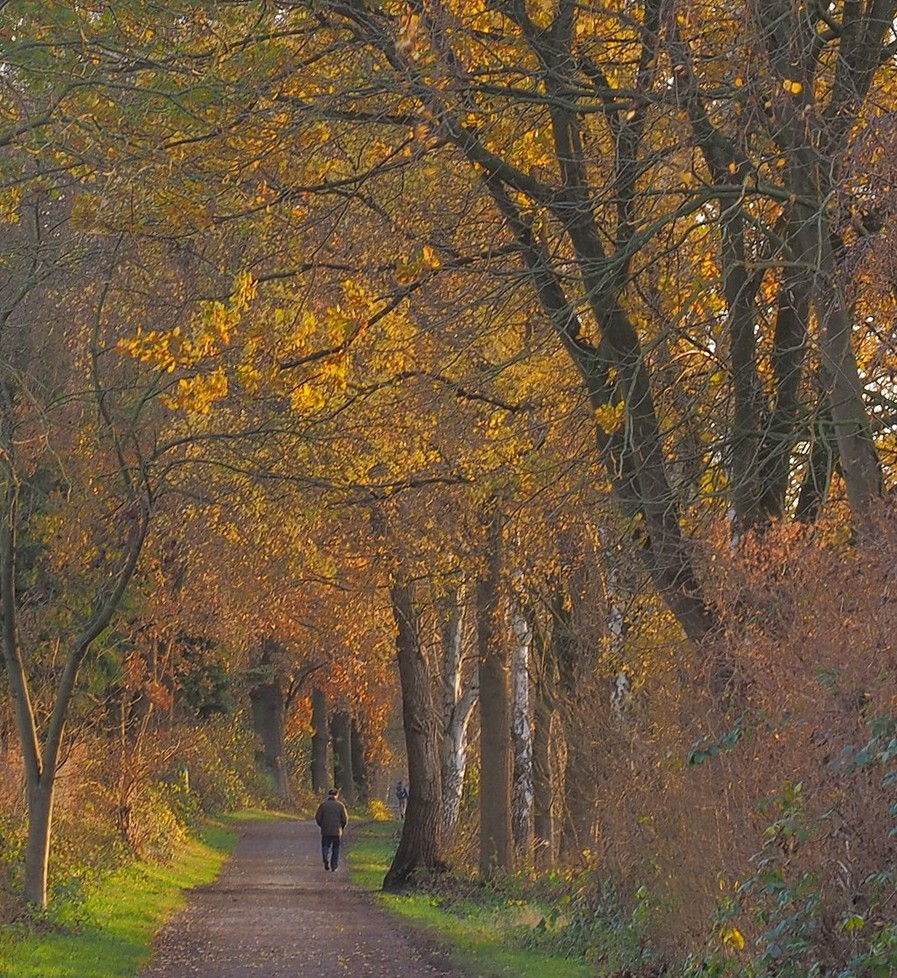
[232,270,258,313]
[394,244,442,285]
[527,0,557,30]
[166,367,229,415]
[397,10,423,59]
[594,402,625,432]
[0,187,23,224]
[118,272,258,413]
[721,927,746,951]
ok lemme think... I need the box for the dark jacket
[315,796,348,836]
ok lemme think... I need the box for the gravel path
[138,819,460,978]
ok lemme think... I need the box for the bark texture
[330,710,355,805]
[249,638,290,803]
[438,582,477,841]
[477,507,513,876]
[310,688,329,793]
[383,576,444,889]
[511,602,533,853]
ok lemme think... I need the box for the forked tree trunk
[1,468,147,910]
[757,0,889,524]
[340,0,729,694]
[383,575,444,890]
[797,205,882,519]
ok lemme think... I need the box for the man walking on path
[315,787,348,871]
[138,818,458,978]
[394,778,409,819]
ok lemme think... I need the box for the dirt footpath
[139,819,459,978]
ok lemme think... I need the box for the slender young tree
[0,253,154,907]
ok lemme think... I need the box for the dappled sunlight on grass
[0,823,238,978]
[346,821,593,978]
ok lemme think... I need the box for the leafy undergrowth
[347,821,599,978]
[0,810,263,978]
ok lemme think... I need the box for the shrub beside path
[139,819,459,978]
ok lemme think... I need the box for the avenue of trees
[3,1,897,971]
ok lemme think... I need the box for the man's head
[328,788,339,797]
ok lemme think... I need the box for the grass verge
[347,820,594,978]
[0,810,266,978]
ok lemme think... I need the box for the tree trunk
[758,269,811,517]
[438,581,477,841]
[666,28,783,534]
[330,710,355,805]
[487,185,725,689]
[795,395,837,524]
[477,506,513,877]
[383,575,444,890]
[1,456,147,910]
[351,717,369,805]
[532,687,554,870]
[548,585,601,864]
[723,206,768,536]
[24,777,54,908]
[532,619,555,870]
[758,0,886,523]
[249,638,290,803]
[310,687,329,793]
[511,600,533,855]
[559,729,599,864]
[804,217,882,519]
[600,524,636,721]
[249,686,289,803]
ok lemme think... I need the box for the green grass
[348,819,404,890]
[347,821,593,978]
[0,812,254,978]
[0,811,597,978]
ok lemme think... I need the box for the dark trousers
[321,834,341,870]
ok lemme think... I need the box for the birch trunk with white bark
[511,600,533,853]
[438,582,478,840]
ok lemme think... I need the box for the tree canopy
[3,2,897,971]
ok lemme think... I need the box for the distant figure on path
[315,787,349,871]
[394,778,409,819]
